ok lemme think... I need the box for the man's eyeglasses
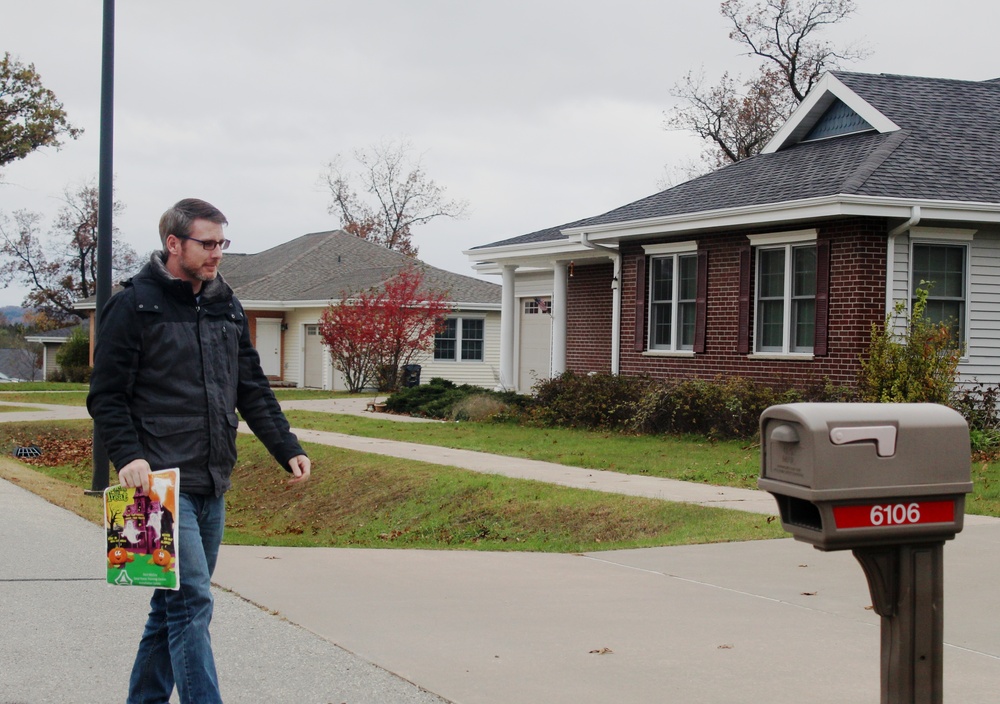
[175,234,231,251]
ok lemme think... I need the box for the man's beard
[181,260,217,283]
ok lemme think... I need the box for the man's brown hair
[158,198,228,249]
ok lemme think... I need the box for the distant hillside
[0,306,27,325]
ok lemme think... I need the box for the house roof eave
[25,336,68,344]
[239,298,500,312]
[466,245,615,270]
[563,195,1000,245]
[464,238,581,263]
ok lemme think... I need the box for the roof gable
[763,72,899,153]
[801,98,874,141]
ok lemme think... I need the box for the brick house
[465,72,1000,393]
[79,230,502,389]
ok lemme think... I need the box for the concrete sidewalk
[0,477,449,704]
[2,398,1000,702]
[213,525,1000,704]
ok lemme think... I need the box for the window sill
[747,353,815,361]
[642,350,696,358]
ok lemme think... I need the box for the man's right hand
[118,459,152,495]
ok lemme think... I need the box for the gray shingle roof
[222,230,500,304]
[478,72,1000,249]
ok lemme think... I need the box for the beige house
[79,230,503,390]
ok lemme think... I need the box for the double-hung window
[911,242,967,343]
[750,232,818,354]
[643,242,700,352]
[434,318,485,361]
[649,254,698,350]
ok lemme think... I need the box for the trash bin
[403,364,421,387]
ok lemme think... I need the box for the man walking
[88,198,310,703]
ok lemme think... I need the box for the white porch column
[551,261,568,376]
[499,264,517,390]
[611,253,622,375]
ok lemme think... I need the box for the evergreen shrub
[54,327,91,383]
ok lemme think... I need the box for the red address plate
[833,500,955,529]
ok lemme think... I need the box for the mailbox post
[759,403,972,704]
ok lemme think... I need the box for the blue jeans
[128,492,226,704]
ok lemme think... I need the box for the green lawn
[0,420,785,552]
[0,391,88,406]
[0,382,89,392]
[284,410,762,488]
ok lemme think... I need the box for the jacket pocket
[140,415,209,471]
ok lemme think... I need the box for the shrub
[628,376,802,439]
[858,288,962,404]
[385,378,526,420]
[450,394,508,422]
[952,381,1000,431]
[969,428,1000,458]
[529,371,653,430]
[55,326,92,383]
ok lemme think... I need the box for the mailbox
[759,403,972,550]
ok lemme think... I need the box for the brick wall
[566,261,614,373]
[565,218,887,390]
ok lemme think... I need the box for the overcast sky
[2,0,998,307]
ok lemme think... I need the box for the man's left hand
[287,455,311,485]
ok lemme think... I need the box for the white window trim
[909,227,975,242]
[752,242,817,357]
[435,316,486,363]
[643,240,697,256]
[642,350,697,359]
[907,238,971,357]
[647,251,698,352]
[747,228,817,247]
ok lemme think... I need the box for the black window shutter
[813,240,831,356]
[694,249,708,353]
[737,246,752,355]
[634,254,647,352]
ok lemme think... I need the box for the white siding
[891,226,1000,384]
[962,229,1000,382]
[284,307,322,385]
[513,270,554,299]
[414,310,502,388]
[891,233,910,336]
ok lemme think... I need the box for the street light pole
[90,0,115,493]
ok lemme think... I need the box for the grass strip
[285,411,761,488]
[0,419,785,551]
[0,392,89,406]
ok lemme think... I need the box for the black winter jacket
[87,253,305,496]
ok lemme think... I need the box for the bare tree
[0,179,136,327]
[322,138,469,256]
[666,0,869,170]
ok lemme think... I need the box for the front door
[518,297,552,392]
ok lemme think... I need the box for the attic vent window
[802,99,874,142]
